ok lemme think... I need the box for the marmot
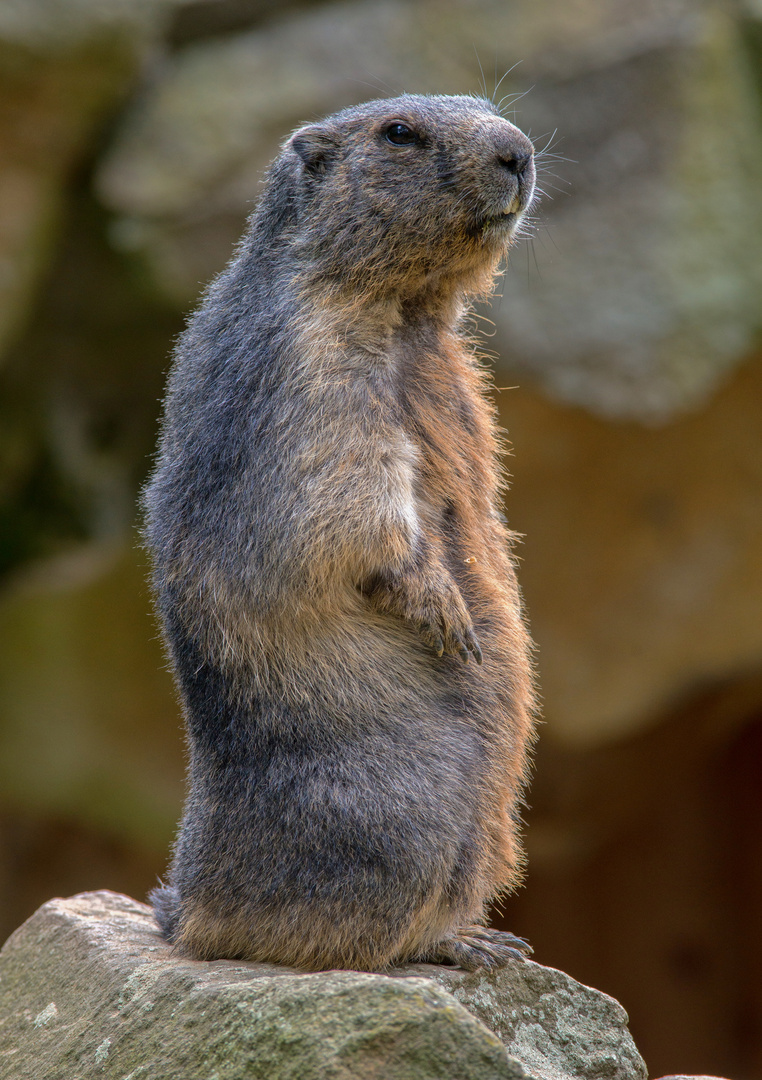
[144,93,537,972]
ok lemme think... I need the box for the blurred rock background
[0,0,760,1076]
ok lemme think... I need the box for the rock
[403,961,647,1080]
[0,0,168,52]
[0,546,182,846]
[95,0,762,420]
[494,0,762,421]
[0,891,647,1080]
[503,349,762,746]
[0,0,176,360]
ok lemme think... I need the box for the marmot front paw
[413,576,483,664]
[365,565,483,665]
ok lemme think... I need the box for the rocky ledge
[0,890,648,1080]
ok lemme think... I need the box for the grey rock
[0,891,647,1080]
[0,547,183,847]
[95,0,762,420]
[415,961,647,1080]
[495,0,762,421]
[0,0,163,53]
[0,0,178,360]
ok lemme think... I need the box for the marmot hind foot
[414,926,532,971]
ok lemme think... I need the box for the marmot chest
[391,345,496,554]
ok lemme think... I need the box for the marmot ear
[290,124,340,177]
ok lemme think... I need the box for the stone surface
[494,0,762,421]
[0,547,182,844]
[0,891,647,1080]
[0,0,168,52]
[503,350,762,746]
[0,0,174,360]
[95,0,762,420]
[403,961,646,1080]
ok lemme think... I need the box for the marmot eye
[385,122,417,146]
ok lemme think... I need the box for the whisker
[492,60,524,102]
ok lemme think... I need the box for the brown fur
[144,94,538,971]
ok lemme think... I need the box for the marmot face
[286,94,536,301]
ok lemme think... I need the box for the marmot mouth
[472,210,521,241]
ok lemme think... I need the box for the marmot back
[144,93,538,972]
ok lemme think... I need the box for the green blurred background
[1,1,762,1076]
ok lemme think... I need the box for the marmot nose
[498,150,532,177]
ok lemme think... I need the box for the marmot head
[263,95,536,306]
